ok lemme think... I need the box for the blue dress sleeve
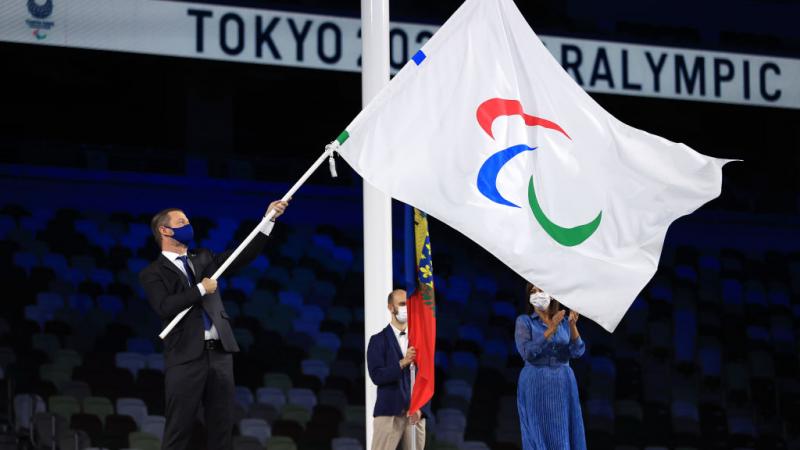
[515,315,546,362]
[569,336,586,358]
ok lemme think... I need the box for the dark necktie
[398,330,410,404]
[177,255,212,331]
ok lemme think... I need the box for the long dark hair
[524,282,560,317]
[525,282,537,316]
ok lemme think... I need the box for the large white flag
[336,0,731,331]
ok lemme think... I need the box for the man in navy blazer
[367,289,432,450]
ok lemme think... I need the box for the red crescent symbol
[476,98,571,141]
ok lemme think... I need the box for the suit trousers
[372,416,426,450]
[163,346,235,450]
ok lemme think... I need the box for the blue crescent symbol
[476,144,536,208]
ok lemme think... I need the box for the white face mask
[395,305,408,324]
[529,292,551,311]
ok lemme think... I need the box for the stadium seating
[0,200,798,450]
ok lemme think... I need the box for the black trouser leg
[204,350,235,450]
[163,356,207,450]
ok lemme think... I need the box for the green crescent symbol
[527,176,602,247]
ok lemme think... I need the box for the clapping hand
[568,310,579,325]
[536,308,564,328]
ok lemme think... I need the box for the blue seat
[74,219,99,238]
[698,345,721,378]
[292,320,320,338]
[97,295,124,317]
[299,306,324,324]
[19,216,47,232]
[473,276,497,296]
[292,267,316,285]
[589,356,616,382]
[70,255,96,275]
[746,325,770,344]
[327,306,352,326]
[68,267,87,284]
[12,251,38,274]
[312,234,336,252]
[457,325,483,344]
[770,318,794,347]
[649,283,671,302]
[126,258,149,275]
[280,241,304,261]
[235,386,254,409]
[146,354,165,372]
[234,329,254,351]
[673,308,696,364]
[24,305,48,328]
[251,290,276,305]
[37,292,64,315]
[451,351,478,371]
[316,332,341,351]
[256,387,285,410]
[721,279,743,306]
[300,360,329,382]
[41,253,69,275]
[230,276,256,296]
[278,291,303,310]
[127,338,155,354]
[727,412,756,437]
[223,301,241,318]
[586,398,614,425]
[768,288,790,308]
[119,234,145,251]
[698,254,721,272]
[242,301,269,319]
[671,400,699,431]
[446,276,471,304]
[310,282,337,306]
[482,339,509,358]
[92,233,116,252]
[745,283,766,306]
[674,264,697,282]
[69,294,94,315]
[491,302,516,319]
[433,274,447,293]
[331,247,353,265]
[90,269,114,288]
[0,214,15,239]
[443,379,472,401]
[434,351,449,370]
[116,352,146,378]
[251,255,270,271]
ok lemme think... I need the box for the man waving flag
[335,0,732,331]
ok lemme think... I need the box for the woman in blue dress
[516,283,586,450]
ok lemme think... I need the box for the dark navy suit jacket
[367,325,432,418]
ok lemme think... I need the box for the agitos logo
[26,0,55,40]
[476,98,602,247]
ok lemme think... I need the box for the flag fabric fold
[337,0,731,331]
[407,208,436,416]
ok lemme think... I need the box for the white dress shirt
[162,250,219,340]
[160,218,275,341]
[391,323,409,356]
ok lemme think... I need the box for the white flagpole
[410,363,417,450]
[360,0,392,448]
[158,143,340,339]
